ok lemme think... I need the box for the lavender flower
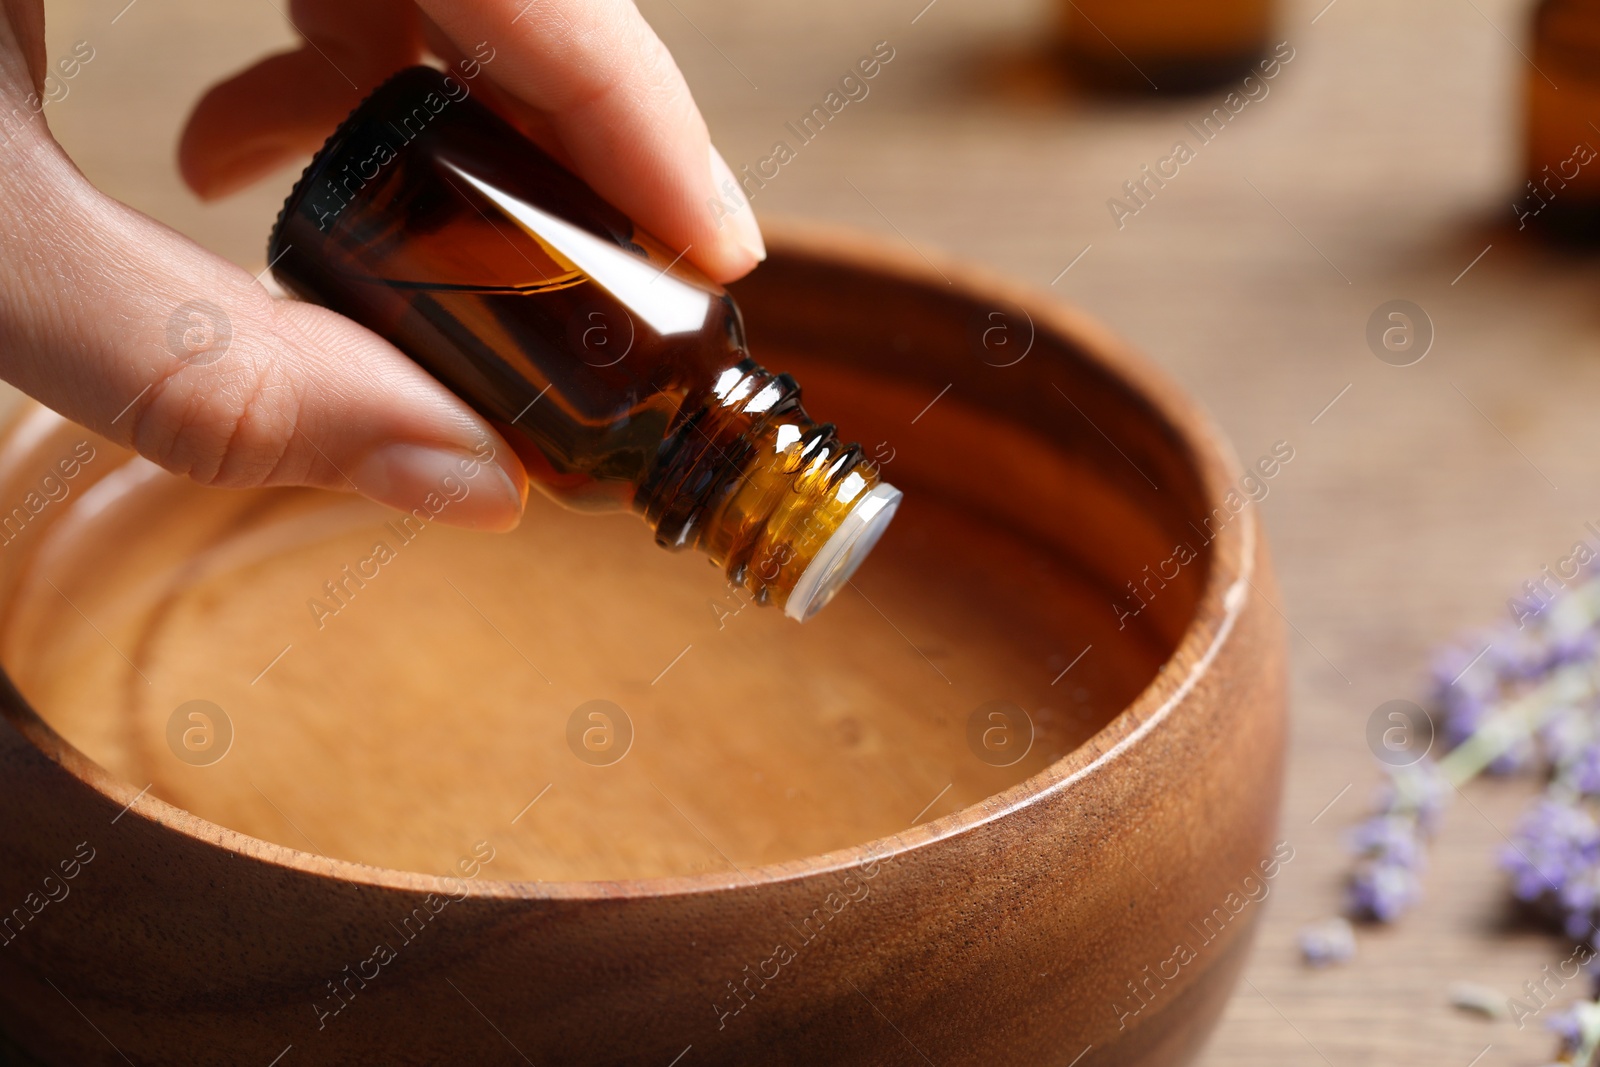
[1338,558,1600,1066]
[1431,641,1496,750]
[1297,916,1355,967]
[1344,761,1449,923]
[1550,629,1600,672]
[1549,1001,1583,1051]
[1375,760,1451,833]
[1346,809,1427,922]
[1539,706,1590,773]
[1500,794,1600,939]
[1348,853,1422,923]
[1574,744,1600,796]
[1502,799,1600,904]
[1355,563,1600,929]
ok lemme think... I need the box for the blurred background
[29,0,1600,1062]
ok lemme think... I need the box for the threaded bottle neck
[640,362,900,619]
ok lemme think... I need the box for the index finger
[415,0,765,284]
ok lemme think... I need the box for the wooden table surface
[30,0,1600,1063]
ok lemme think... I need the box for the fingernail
[352,443,525,532]
[709,144,766,265]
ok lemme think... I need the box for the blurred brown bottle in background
[1522,0,1600,243]
[1060,0,1275,93]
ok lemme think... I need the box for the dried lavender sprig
[1337,569,1600,1064]
[1433,576,1600,765]
[1491,674,1600,937]
[1346,666,1592,923]
[1439,664,1598,786]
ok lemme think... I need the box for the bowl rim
[0,219,1256,903]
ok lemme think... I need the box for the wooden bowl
[0,223,1285,1066]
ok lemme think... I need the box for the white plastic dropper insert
[784,482,904,622]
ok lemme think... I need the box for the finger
[415,14,572,168]
[415,0,766,284]
[178,0,423,200]
[0,0,45,92]
[0,125,528,531]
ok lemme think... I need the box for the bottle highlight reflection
[269,66,900,621]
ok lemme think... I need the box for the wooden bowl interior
[0,240,1214,884]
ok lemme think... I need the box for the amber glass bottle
[1523,0,1600,242]
[269,66,900,621]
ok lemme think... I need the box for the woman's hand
[0,0,763,531]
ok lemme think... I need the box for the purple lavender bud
[1501,799,1600,909]
[1350,814,1426,869]
[1348,858,1420,922]
[1298,917,1356,967]
[1374,762,1452,832]
[1540,707,1588,771]
[1577,745,1600,797]
[1496,630,1560,683]
[1548,629,1598,671]
[1435,678,1493,752]
[1487,740,1537,776]
[1548,1002,1584,1051]
[1429,645,1474,692]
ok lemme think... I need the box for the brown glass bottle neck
[640,361,794,543]
[638,361,876,607]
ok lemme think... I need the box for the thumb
[0,124,528,531]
